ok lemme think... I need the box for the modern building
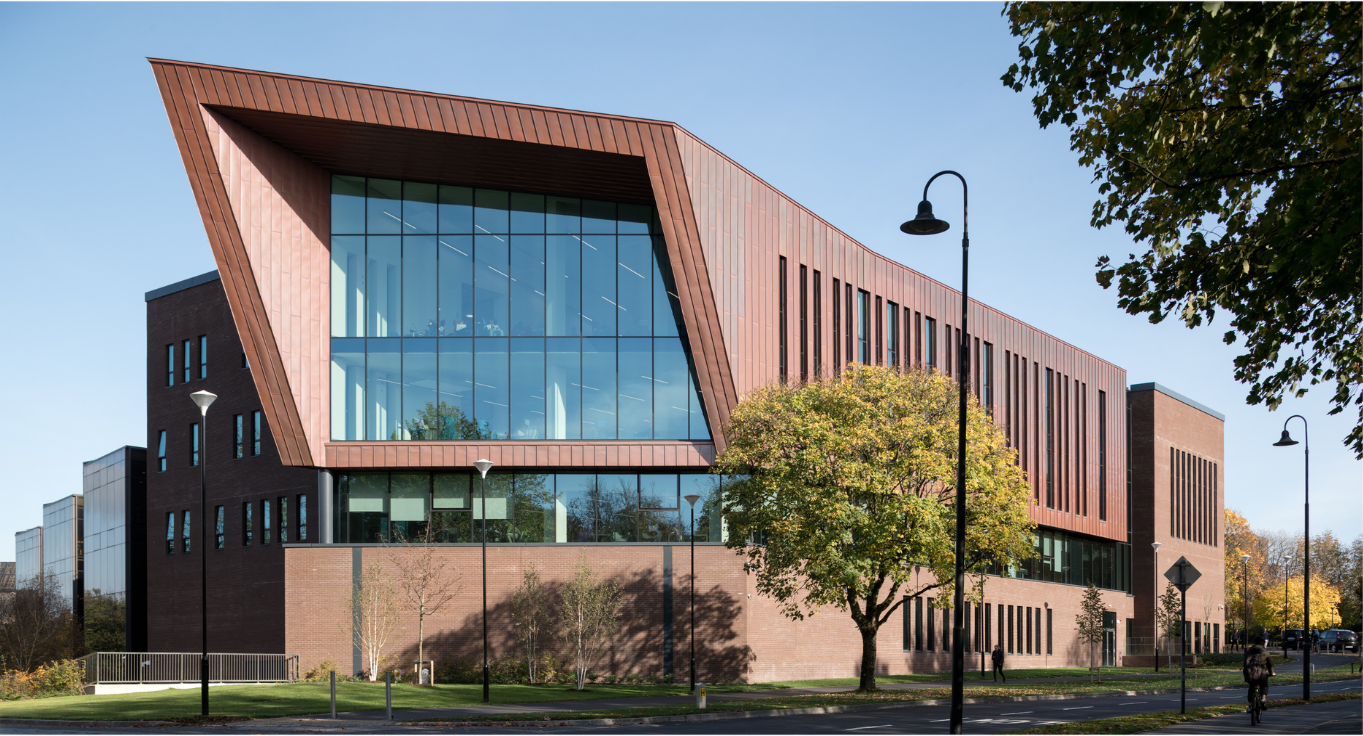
[0,562,14,602]
[145,60,1224,680]
[42,495,83,612]
[14,527,42,587]
[82,446,150,652]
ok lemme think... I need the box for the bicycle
[1248,686,1266,726]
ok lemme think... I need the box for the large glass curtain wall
[330,176,711,442]
[992,527,1132,593]
[333,471,728,544]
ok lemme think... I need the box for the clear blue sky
[0,2,1356,562]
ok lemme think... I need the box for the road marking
[1063,706,1093,710]
[844,726,893,731]
[999,711,1033,715]
[1120,701,1146,705]
[930,719,951,723]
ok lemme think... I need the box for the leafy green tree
[716,365,1035,691]
[1002,2,1362,455]
[1074,583,1105,682]
[398,401,492,441]
[1156,582,1183,670]
[82,591,126,653]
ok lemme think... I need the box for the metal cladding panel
[672,128,1129,542]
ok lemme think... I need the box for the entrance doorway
[1102,612,1117,666]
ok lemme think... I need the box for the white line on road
[999,711,1033,715]
[844,725,893,731]
[1120,701,1146,705]
[1063,706,1093,711]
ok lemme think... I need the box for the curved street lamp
[684,492,701,692]
[473,459,494,703]
[190,390,216,717]
[1272,416,1309,699]
[901,171,968,735]
[1152,541,1162,671]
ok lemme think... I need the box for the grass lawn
[1004,691,1362,734]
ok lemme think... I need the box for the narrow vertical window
[1045,369,1054,508]
[845,283,854,366]
[234,414,244,459]
[974,336,981,400]
[157,430,167,472]
[778,256,788,382]
[962,601,971,653]
[915,597,924,651]
[1025,607,1032,654]
[252,411,263,456]
[1212,463,1218,547]
[1081,382,1088,516]
[904,307,912,370]
[182,510,192,553]
[243,502,253,547]
[1005,351,1012,445]
[183,339,192,383]
[984,603,992,651]
[1046,608,1053,654]
[983,342,993,414]
[167,344,175,386]
[799,264,808,382]
[924,317,936,369]
[278,497,289,544]
[1021,358,1029,475]
[944,323,952,376]
[214,505,225,550]
[190,423,200,467]
[1098,390,1107,521]
[941,606,950,653]
[198,335,208,379]
[242,351,249,370]
[903,597,911,650]
[832,278,841,375]
[1169,448,1176,537]
[1007,605,1014,653]
[874,296,883,365]
[886,301,899,369]
[812,270,822,378]
[1063,376,1070,512]
[914,311,922,367]
[166,512,176,554]
[262,500,272,545]
[927,597,936,651]
[297,494,308,542]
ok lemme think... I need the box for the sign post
[1164,557,1201,714]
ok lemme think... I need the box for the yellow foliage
[1252,577,1342,631]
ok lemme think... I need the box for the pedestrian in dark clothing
[991,645,1006,682]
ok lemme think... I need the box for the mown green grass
[1003,691,1361,734]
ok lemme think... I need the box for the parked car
[1319,629,1358,653]
[1282,629,1304,651]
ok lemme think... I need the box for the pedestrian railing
[1124,636,1177,656]
[77,652,299,686]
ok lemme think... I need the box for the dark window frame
[166,512,176,555]
[190,423,200,467]
[297,494,308,542]
[198,335,208,379]
[799,263,808,382]
[251,411,263,456]
[234,414,244,459]
[215,505,225,550]
[157,430,167,472]
[812,270,822,378]
[832,278,842,375]
[182,509,192,554]
[183,339,192,384]
[167,344,175,387]
[778,255,788,382]
[243,502,253,547]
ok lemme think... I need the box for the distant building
[42,495,83,612]
[83,446,149,651]
[14,526,42,587]
[0,561,14,600]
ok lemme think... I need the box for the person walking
[991,645,1006,682]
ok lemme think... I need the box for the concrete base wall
[83,682,281,695]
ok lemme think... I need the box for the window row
[330,337,710,442]
[165,497,308,554]
[1170,448,1218,546]
[166,336,208,387]
[991,528,1132,593]
[155,412,265,472]
[332,176,657,237]
[901,599,1052,657]
[333,471,733,545]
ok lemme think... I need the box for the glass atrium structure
[42,495,83,607]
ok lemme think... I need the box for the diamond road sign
[1164,556,1201,592]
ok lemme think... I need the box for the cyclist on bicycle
[1243,634,1275,712]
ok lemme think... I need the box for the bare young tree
[1156,582,1184,666]
[391,525,462,680]
[344,561,401,682]
[510,563,551,684]
[558,556,620,691]
[1074,583,1106,682]
[0,571,75,672]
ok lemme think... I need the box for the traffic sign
[1164,556,1201,592]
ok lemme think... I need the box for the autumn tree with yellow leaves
[716,365,1035,692]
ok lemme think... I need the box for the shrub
[302,658,339,682]
[0,660,86,700]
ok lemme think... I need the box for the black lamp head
[1272,429,1298,447]
[900,199,950,235]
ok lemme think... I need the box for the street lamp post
[901,171,969,735]
[684,493,701,692]
[1241,554,1251,650]
[1152,541,1161,671]
[190,390,217,717]
[1272,416,1309,700]
[474,459,494,703]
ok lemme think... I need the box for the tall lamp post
[900,171,969,735]
[1272,416,1309,700]
[190,390,217,717]
[684,492,701,692]
[1152,541,1161,671]
[473,459,494,703]
[1240,554,1251,650]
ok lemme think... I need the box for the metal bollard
[386,670,393,720]
[330,670,336,719]
[696,682,706,710]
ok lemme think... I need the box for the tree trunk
[859,624,879,691]
[417,610,424,683]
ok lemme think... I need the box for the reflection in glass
[546,338,581,440]
[546,197,580,234]
[653,339,689,440]
[330,338,366,440]
[432,474,472,543]
[510,193,545,233]
[367,237,401,337]
[509,236,545,336]
[436,338,483,439]
[581,235,616,335]
[331,236,365,337]
[582,338,616,439]
[367,339,402,440]
[510,338,545,440]
[682,474,725,542]
[403,237,437,336]
[509,473,554,542]
[546,235,581,336]
[402,182,437,234]
[389,473,429,541]
[475,189,509,234]
[582,200,616,233]
[332,175,366,234]
[618,203,652,234]
[402,339,438,440]
[439,186,473,234]
[475,235,509,336]
[346,473,387,543]
[557,474,595,543]
[595,474,636,542]
[474,474,512,541]
[475,339,509,439]
[438,236,473,335]
[652,237,680,338]
[617,235,652,336]
[618,338,652,439]
[366,179,402,234]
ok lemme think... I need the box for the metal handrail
[79,652,299,685]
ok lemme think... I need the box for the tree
[510,564,552,684]
[715,365,1035,691]
[1002,3,1363,455]
[345,561,401,681]
[1223,509,1261,642]
[82,591,126,653]
[1074,584,1105,682]
[0,572,76,671]
[390,525,462,680]
[399,401,491,441]
[558,556,620,691]
[1253,577,1341,632]
[1340,536,1363,631]
[1155,582,1183,669]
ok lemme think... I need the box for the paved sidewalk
[1142,697,1362,734]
